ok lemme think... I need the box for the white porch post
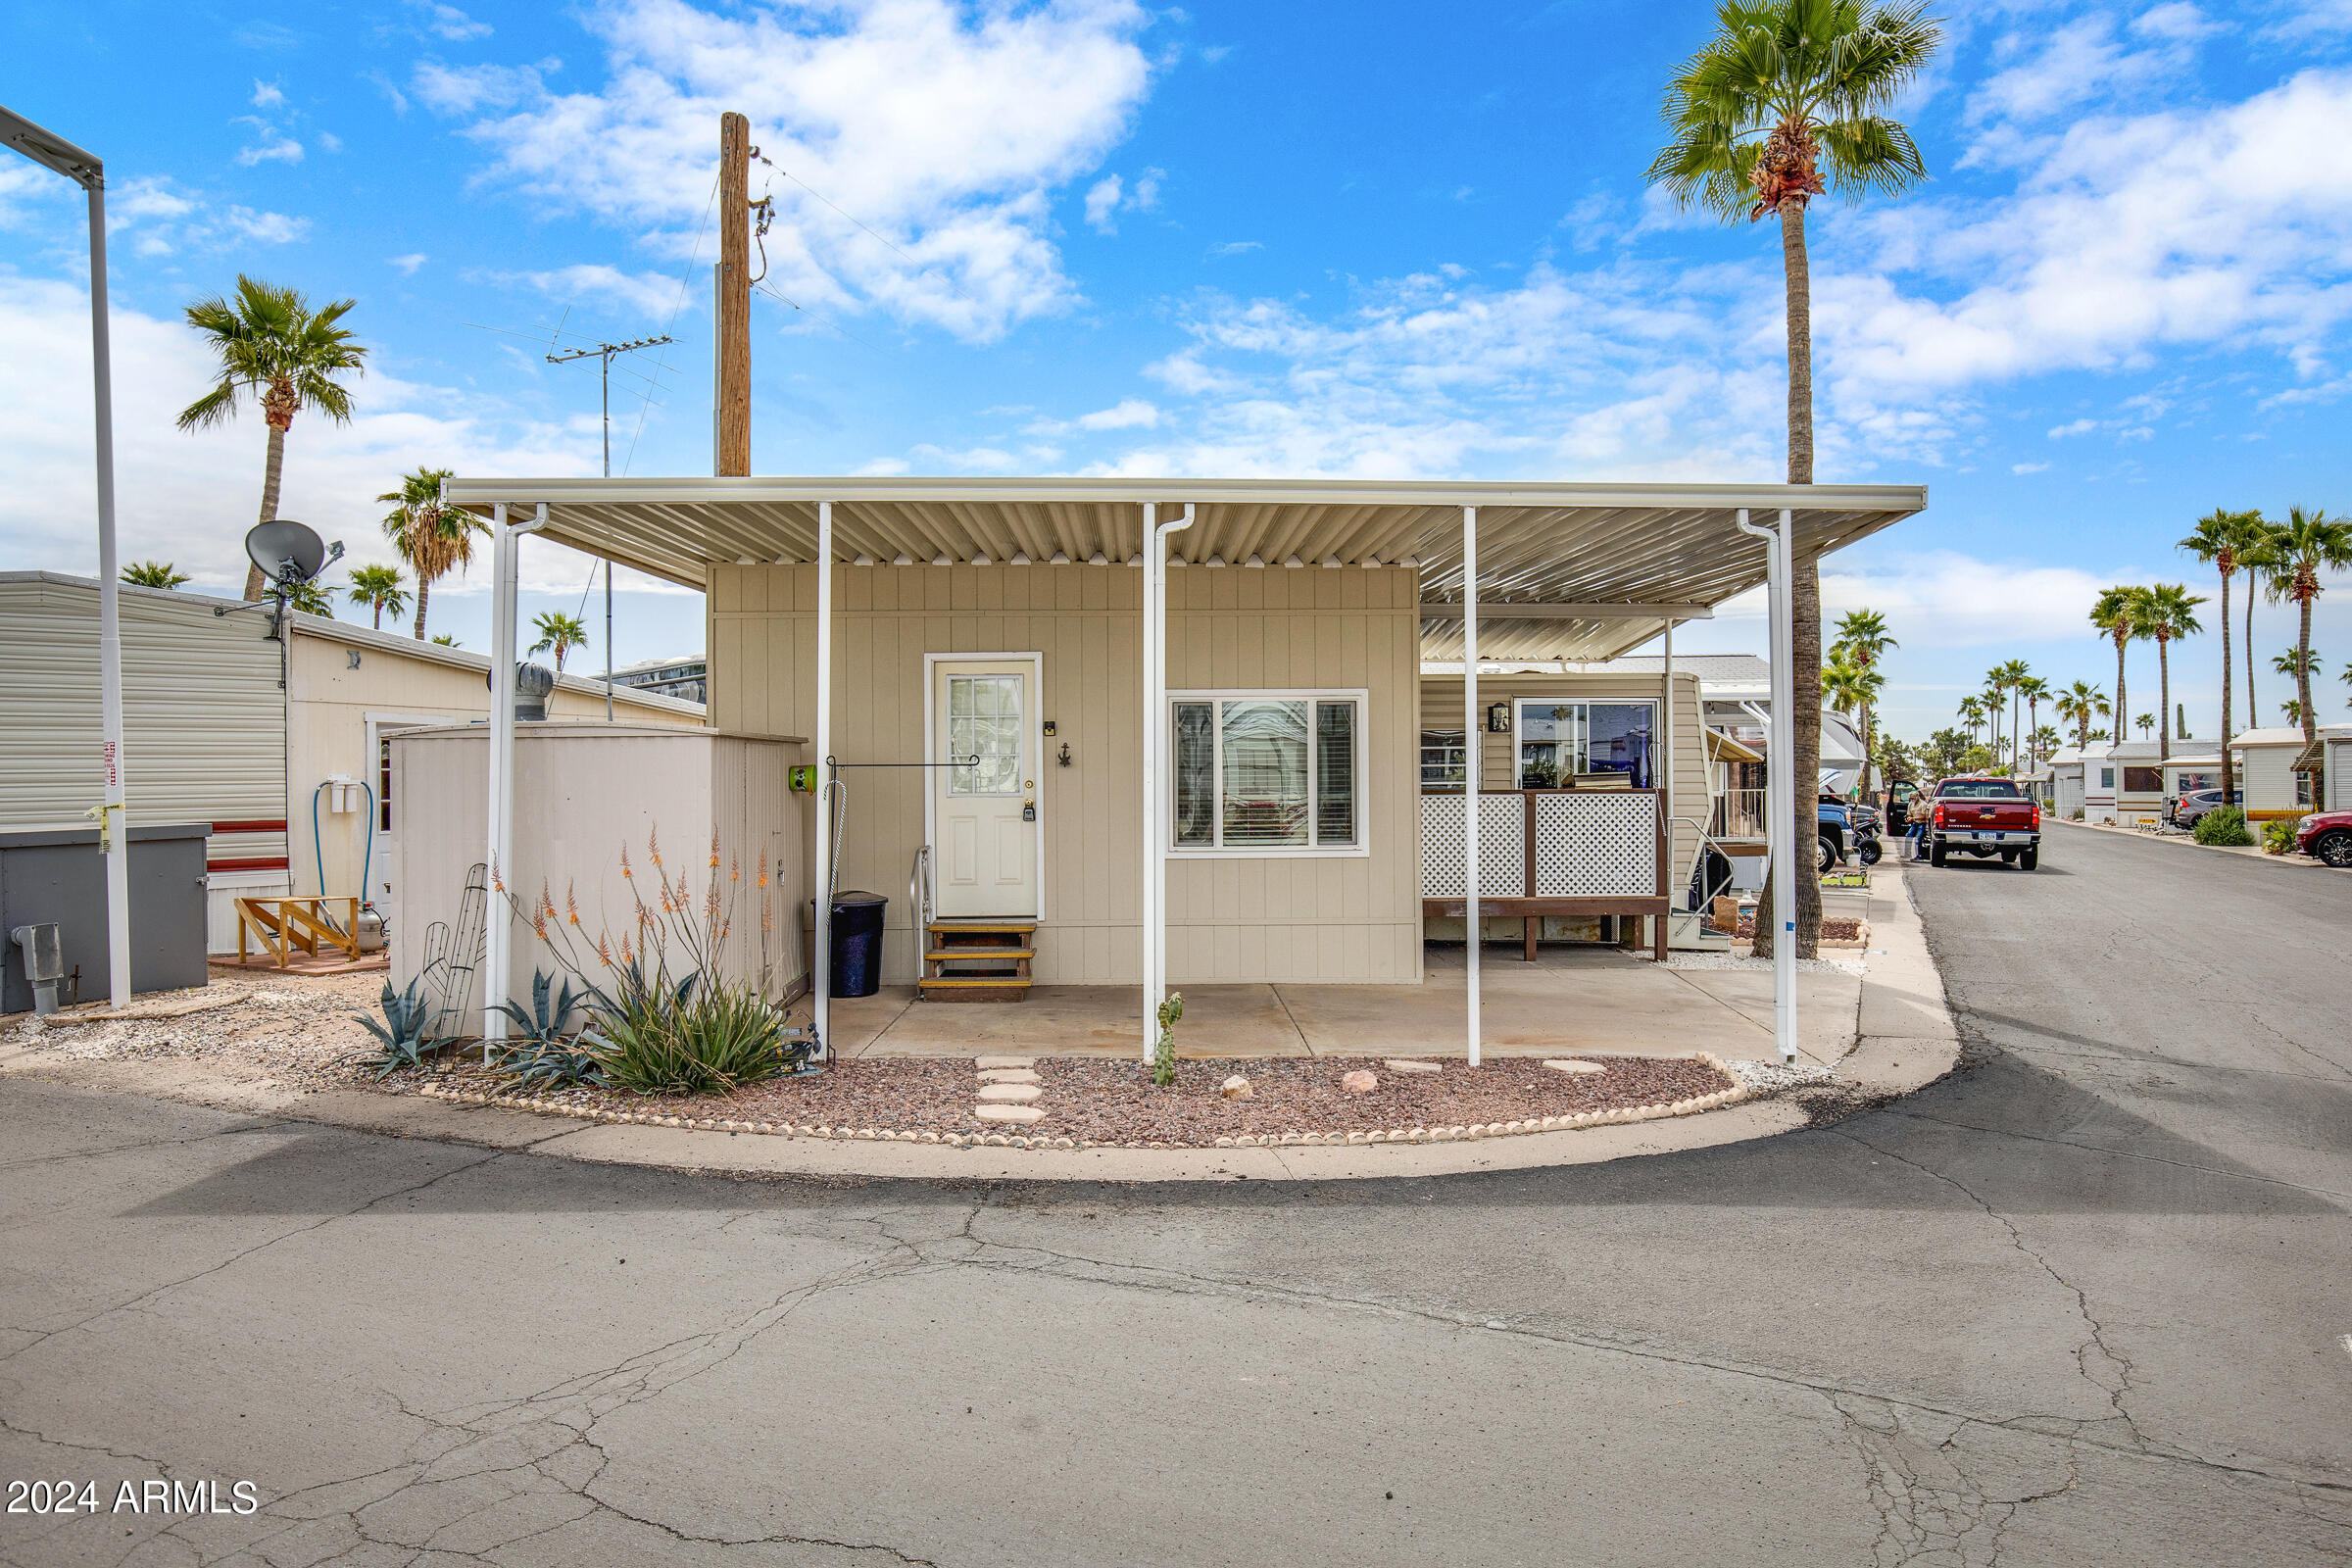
[813,499,834,1064]
[1141,502,1193,1060]
[1735,506,1798,1064]
[1661,614,1676,923]
[1140,503,1157,1059]
[1463,505,1480,1068]
[483,501,542,1047]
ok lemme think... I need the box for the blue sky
[5,0,2352,739]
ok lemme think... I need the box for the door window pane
[1221,700,1309,847]
[1587,704,1655,786]
[1420,730,1465,790]
[948,675,1021,795]
[1518,703,1578,788]
[1316,702,1356,845]
[1173,703,1214,845]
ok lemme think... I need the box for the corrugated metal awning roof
[441,475,1925,662]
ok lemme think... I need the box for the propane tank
[354,906,387,954]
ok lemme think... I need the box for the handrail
[908,843,933,935]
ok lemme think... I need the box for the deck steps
[920,917,1037,1004]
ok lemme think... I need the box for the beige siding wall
[709,563,1422,985]
[1417,669,1709,898]
[286,626,705,902]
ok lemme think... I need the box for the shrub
[1151,992,1184,1086]
[2192,807,2252,847]
[582,959,810,1096]
[2263,814,2306,856]
[349,979,450,1079]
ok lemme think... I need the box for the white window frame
[1166,688,1370,858]
[1420,728,1468,792]
[1513,698,1659,787]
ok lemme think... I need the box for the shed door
[931,660,1038,918]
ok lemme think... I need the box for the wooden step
[926,948,1036,961]
[917,974,1033,1004]
[926,919,1037,935]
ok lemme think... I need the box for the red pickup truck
[1924,776,2042,870]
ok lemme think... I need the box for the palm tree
[530,611,589,672]
[2260,506,2352,747]
[1957,695,1986,747]
[346,564,410,630]
[1648,0,1941,959]
[2090,586,2151,760]
[378,467,488,640]
[2057,680,2107,751]
[2030,724,2061,766]
[2281,699,2305,727]
[2016,674,2050,772]
[2135,713,2156,738]
[2178,509,2265,801]
[121,561,188,589]
[282,573,337,617]
[175,276,368,601]
[1981,671,2010,767]
[430,633,461,647]
[2240,517,2286,726]
[1994,658,2031,770]
[2141,585,2203,762]
[1830,608,1896,796]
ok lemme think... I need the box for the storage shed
[385,723,807,1023]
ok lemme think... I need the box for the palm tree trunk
[413,575,430,640]
[2245,572,2258,724]
[2113,639,2128,765]
[2297,594,2317,746]
[242,423,288,600]
[2157,637,2172,763]
[2220,570,2238,804]
[371,602,382,630]
[2011,690,2021,771]
[1756,200,1821,962]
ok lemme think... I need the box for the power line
[620,175,719,478]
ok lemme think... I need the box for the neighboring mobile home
[0,571,704,953]
[2230,725,2343,820]
[438,476,1926,1063]
[2083,739,2215,825]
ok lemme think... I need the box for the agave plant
[494,969,606,1090]
[348,978,448,1079]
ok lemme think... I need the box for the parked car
[2294,809,2352,868]
[1818,798,1851,873]
[1923,776,2042,870]
[2170,788,2242,828]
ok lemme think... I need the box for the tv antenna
[546,332,675,719]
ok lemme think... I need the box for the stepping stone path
[1544,1058,1607,1075]
[973,1056,1046,1124]
[1385,1059,1443,1075]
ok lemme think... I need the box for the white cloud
[389,253,428,274]
[86,175,309,257]
[233,119,304,166]
[1208,239,1260,257]
[2049,417,2097,438]
[426,0,1153,343]
[1964,9,2207,129]
[226,208,312,244]
[0,277,599,599]
[2011,461,2051,473]
[317,130,344,154]
[1077,398,1158,430]
[1824,71,2352,398]
[1708,551,2116,650]
[1084,173,1122,233]
[251,79,287,110]
[500,263,679,317]
[410,0,492,42]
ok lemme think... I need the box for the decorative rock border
[411,1051,1753,1152]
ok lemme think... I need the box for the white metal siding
[0,578,285,847]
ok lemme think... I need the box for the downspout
[1733,507,1798,1064]
[1142,502,1195,1060]
[1662,615,1676,921]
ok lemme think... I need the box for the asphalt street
[2,827,2346,1566]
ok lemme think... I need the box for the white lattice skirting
[1420,794,1527,897]
[1419,792,1655,898]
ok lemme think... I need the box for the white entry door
[931,659,1039,917]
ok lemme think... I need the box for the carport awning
[441,475,1926,663]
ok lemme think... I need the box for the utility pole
[716,111,752,476]
[547,333,673,719]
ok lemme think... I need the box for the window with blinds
[1168,691,1366,855]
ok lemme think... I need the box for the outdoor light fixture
[1488,703,1512,733]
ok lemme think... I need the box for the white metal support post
[3,109,128,1005]
[1734,507,1799,1064]
[482,502,542,1047]
[1141,502,1194,1059]
[1462,505,1481,1068]
[1661,614,1676,927]
[813,499,834,1064]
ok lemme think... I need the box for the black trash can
[812,891,888,998]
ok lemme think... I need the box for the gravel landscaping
[407,1051,1740,1148]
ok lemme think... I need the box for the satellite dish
[244,519,327,587]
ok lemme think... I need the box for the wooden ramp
[919,919,1036,1003]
